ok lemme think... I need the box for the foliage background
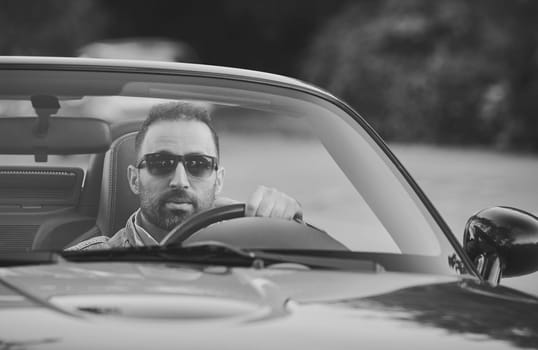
[1,0,537,151]
[303,0,538,151]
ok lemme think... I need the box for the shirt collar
[131,209,160,246]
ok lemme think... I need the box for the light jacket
[66,210,154,250]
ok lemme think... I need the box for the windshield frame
[0,58,479,279]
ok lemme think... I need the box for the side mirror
[463,206,538,286]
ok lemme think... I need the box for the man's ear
[127,165,140,195]
[215,166,225,195]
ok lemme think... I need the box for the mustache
[160,189,195,204]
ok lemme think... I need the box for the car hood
[0,261,537,350]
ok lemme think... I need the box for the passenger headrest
[96,132,139,236]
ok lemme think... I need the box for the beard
[139,185,217,231]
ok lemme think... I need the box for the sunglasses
[136,152,218,178]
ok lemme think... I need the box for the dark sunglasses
[136,152,218,178]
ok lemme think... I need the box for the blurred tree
[302,0,538,151]
[97,0,352,76]
[0,0,107,56]
[3,0,536,150]
[0,0,351,75]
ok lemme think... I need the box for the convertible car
[0,57,537,349]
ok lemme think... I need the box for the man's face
[128,120,223,231]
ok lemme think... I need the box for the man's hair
[134,102,220,158]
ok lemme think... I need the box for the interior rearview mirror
[0,117,111,161]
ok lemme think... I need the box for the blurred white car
[78,37,198,62]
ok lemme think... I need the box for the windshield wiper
[61,241,272,268]
[61,242,381,271]
[0,251,60,267]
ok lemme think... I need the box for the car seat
[32,131,139,250]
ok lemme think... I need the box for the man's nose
[169,162,190,188]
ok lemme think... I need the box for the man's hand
[246,186,303,220]
[214,186,303,221]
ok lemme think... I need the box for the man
[68,102,302,250]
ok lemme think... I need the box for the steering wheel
[160,203,349,251]
[160,203,246,246]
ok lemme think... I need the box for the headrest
[95,132,139,236]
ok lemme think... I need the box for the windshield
[0,64,463,276]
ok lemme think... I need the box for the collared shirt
[131,209,160,246]
[66,209,160,251]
